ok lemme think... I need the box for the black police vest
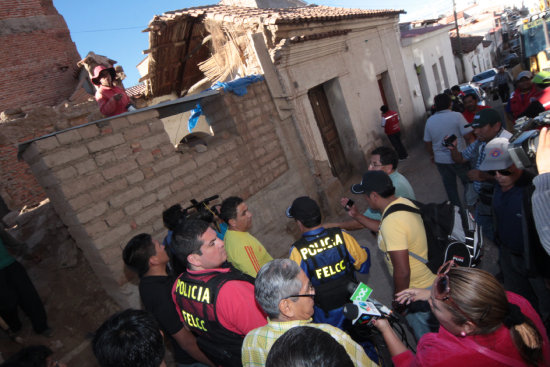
[173,264,255,367]
[292,227,355,312]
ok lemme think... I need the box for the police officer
[287,196,370,329]
[171,219,266,367]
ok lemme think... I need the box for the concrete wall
[21,81,317,306]
[401,29,459,117]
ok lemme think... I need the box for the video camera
[508,110,550,169]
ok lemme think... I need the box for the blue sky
[52,0,452,86]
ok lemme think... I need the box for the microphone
[347,281,393,318]
[343,301,381,325]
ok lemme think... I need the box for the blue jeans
[475,201,494,241]
[435,163,470,208]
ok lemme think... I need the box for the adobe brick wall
[22,81,318,306]
[0,0,80,111]
[0,101,101,210]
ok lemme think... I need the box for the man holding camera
[479,138,550,321]
[446,108,512,240]
[424,93,474,208]
[287,196,370,329]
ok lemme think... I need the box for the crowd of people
[3,69,550,367]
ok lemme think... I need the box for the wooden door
[308,85,350,179]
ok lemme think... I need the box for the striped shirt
[242,318,377,367]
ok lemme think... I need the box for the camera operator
[479,138,550,321]
[533,127,550,256]
[446,108,511,240]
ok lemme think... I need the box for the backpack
[381,200,483,273]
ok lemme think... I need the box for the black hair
[171,219,210,265]
[265,326,354,367]
[451,85,461,92]
[434,93,452,111]
[371,146,398,170]
[162,204,184,231]
[2,345,53,367]
[92,309,164,367]
[463,93,479,102]
[380,105,389,113]
[122,233,155,278]
[365,186,396,199]
[219,196,243,223]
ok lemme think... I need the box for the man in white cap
[506,70,536,122]
[479,138,550,321]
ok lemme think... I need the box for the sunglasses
[434,260,477,325]
[487,169,512,176]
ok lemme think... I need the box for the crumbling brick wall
[21,81,316,306]
[0,101,101,210]
[0,0,80,111]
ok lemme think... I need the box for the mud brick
[157,186,171,201]
[143,172,172,193]
[87,133,125,153]
[60,173,105,198]
[43,145,88,167]
[89,178,128,199]
[110,116,130,131]
[105,210,125,227]
[79,124,100,139]
[135,203,164,226]
[152,155,180,173]
[68,193,94,211]
[94,151,117,166]
[95,224,132,250]
[56,129,82,145]
[124,125,150,141]
[126,109,159,124]
[85,219,109,238]
[102,160,138,180]
[126,170,145,185]
[75,159,97,175]
[140,193,157,208]
[34,137,59,152]
[55,166,77,180]
[136,151,153,165]
[124,201,142,216]
[171,159,198,178]
[141,133,168,150]
[113,145,132,160]
[109,187,145,208]
[77,202,108,224]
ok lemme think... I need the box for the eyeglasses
[286,283,315,299]
[487,169,512,176]
[434,260,477,325]
[369,162,384,167]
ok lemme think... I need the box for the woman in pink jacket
[375,262,550,366]
[91,65,132,117]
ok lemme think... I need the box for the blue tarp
[188,75,265,132]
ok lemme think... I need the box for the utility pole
[453,0,466,82]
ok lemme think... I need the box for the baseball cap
[464,108,501,128]
[350,171,394,195]
[286,196,320,222]
[532,70,550,85]
[516,70,532,81]
[478,138,513,171]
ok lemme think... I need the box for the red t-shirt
[462,105,490,123]
[382,110,400,135]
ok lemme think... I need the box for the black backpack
[381,200,483,273]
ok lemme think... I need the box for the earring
[460,331,466,337]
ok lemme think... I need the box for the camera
[442,134,457,147]
[508,111,550,169]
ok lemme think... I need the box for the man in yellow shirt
[219,197,273,277]
[350,171,437,340]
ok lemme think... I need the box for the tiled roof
[400,24,450,38]
[125,83,147,97]
[149,5,404,26]
[450,35,484,54]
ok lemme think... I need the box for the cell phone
[344,199,354,211]
[442,134,457,147]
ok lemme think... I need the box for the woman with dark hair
[375,261,550,366]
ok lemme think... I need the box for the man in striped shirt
[242,259,376,367]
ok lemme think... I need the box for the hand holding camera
[442,134,457,149]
